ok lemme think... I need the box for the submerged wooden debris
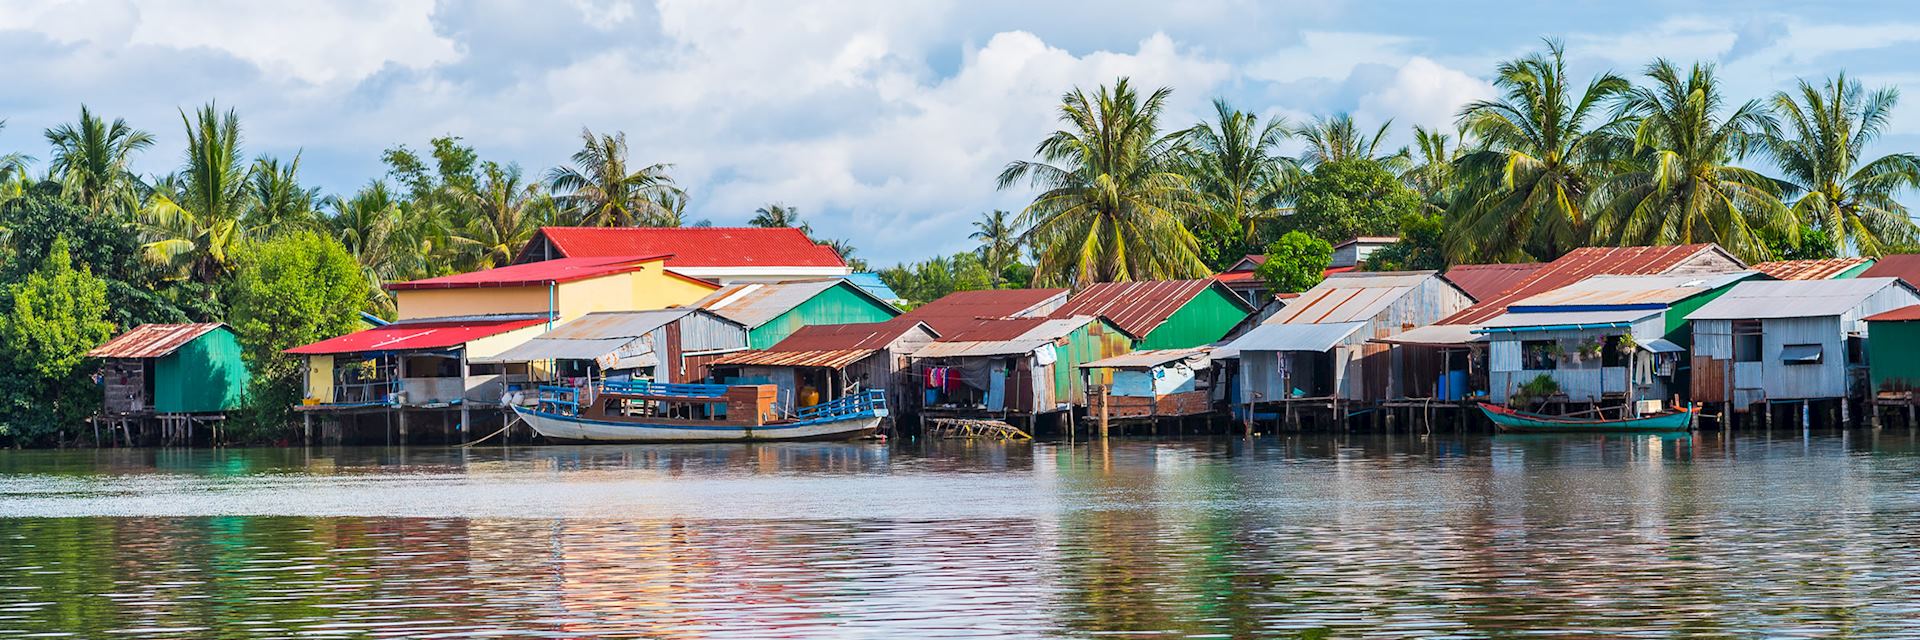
[925,418,1032,441]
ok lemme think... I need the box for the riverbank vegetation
[0,41,1914,444]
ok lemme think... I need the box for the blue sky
[2,0,1919,264]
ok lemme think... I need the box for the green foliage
[1288,159,1423,242]
[1513,373,1563,407]
[1,187,201,325]
[1762,223,1840,261]
[1363,213,1446,272]
[225,232,367,439]
[0,238,115,444]
[1766,74,1920,256]
[879,251,1001,306]
[1255,231,1332,294]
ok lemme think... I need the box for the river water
[2,431,1919,638]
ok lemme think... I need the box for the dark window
[1782,344,1823,365]
[1733,320,1763,362]
[1522,340,1557,370]
[1601,335,1627,367]
[1848,336,1866,366]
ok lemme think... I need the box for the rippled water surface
[4,431,1920,637]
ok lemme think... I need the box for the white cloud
[1356,56,1495,133]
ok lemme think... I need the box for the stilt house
[1687,278,1920,415]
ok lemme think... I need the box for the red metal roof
[1752,257,1873,280]
[1442,262,1547,302]
[1866,305,1920,322]
[1213,270,1259,284]
[937,316,1056,342]
[517,227,846,268]
[1859,254,1920,288]
[387,255,671,290]
[767,319,934,352]
[1443,244,1737,325]
[710,348,876,369]
[285,316,549,355]
[1050,279,1236,338]
[87,323,225,359]
[896,288,1068,335]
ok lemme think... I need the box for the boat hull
[513,405,883,443]
[1479,403,1693,434]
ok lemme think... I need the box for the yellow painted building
[389,255,719,322]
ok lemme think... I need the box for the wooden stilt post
[1841,396,1851,427]
[303,412,312,446]
[1801,400,1811,430]
[1098,384,1109,439]
[399,409,410,444]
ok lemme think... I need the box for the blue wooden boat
[512,380,887,443]
[1478,402,1694,434]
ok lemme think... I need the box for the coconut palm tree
[245,154,320,238]
[1764,74,1920,256]
[822,238,864,270]
[139,104,253,283]
[750,202,812,235]
[969,209,1022,287]
[648,190,701,227]
[43,106,154,215]
[449,162,547,269]
[1450,41,1631,262]
[1401,124,1470,208]
[1182,99,1298,243]
[1293,113,1408,170]
[325,180,407,314]
[0,121,28,210]
[546,128,681,227]
[996,77,1210,286]
[1588,59,1790,262]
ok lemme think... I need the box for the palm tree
[1401,124,1469,208]
[969,209,1021,287]
[750,202,812,235]
[245,154,320,238]
[139,104,253,283]
[449,162,546,269]
[325,181,407,314]
[1450,41,1631,262]
[1182,99,1298,243]
[1293,113,1408,170]
[823,238,864,270]
[1764,74,1920,256]
[1588,59,1790,262]
[0,121,28,210]
[44,106,154,215]
[546,128,681,227]
[996,77,1210,286]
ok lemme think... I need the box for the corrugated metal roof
[1507,272,1757,309]
[1050,279,1241,338]
[489,336,635,362]
[841,272,901,301]
[87,323,225,359]
[912,316,1096,358]
[1444,244,1742,325]
[691,280,850,328]
[896,288,1068,335]
[1370,324,1484,346]
[1477,308,1661,330]
[387,255,671,290]
[710,348,877,369]
[1441,263,1546,301]
[539,309,696,339]
[1753,257,1874,280]
[1861,254,1920,289]
[1688,278,1908,320]
[1866,305,1920,322]
[286,315,549,355]
[1266,271,1435,324]
[768,319,934,352]
[1224,321,1366,352]
[516,226,846,267]
[1079,347,1211,369]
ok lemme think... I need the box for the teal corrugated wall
[153,328,251,413]
[749,284,901,349]
[1139,287,1251,350]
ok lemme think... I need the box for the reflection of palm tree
[44,106,153,215]
[1589,60,1789,262]
[246,154,320,238]
[750,202,812,235]
[139,104,251,283]
[546,128,681,227]
[1452,41,1629,262]
[1765,74,1920,256]
[969,210,1021,288]
[997,77,1210,286]
[451,163,548,269]
[1183,99,1298,243]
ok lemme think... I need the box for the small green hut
[88,323,250,415]
[1866,306,1920,401]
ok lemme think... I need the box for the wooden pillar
[1801,400,1811,430]
[1098,384,1109,439]
[1841,397,1851,428]
[303,412,312,446]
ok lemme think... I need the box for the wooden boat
[512,380,886,443]
[1478,402,1694,434]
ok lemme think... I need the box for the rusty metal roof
[711,348,877,369]
[1866,305,1920,322]
[1507,272,1758,309]
[1266,271,1435,324]
[768,319,936,352]
[1443,244,1743,325]
[88,323,226,359]
[896,288,1067,335]
[913,316,1099,358]
[1753,257,1875,280]
[1441,263,1546,302]
[1861,254,1920,289]
[1049,279,1247,338]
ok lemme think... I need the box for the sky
[3,1,1920,265]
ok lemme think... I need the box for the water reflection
[3,431,1920,636]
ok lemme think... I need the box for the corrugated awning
[711,348,877,369]
[1370,324,1483,346]
[1474,309,1660,334]
[285,316,549,355]
[1641,338,1685,353]
[1225,321,1366,353]
[482,336,636,363]
[1079,347,1211,369]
